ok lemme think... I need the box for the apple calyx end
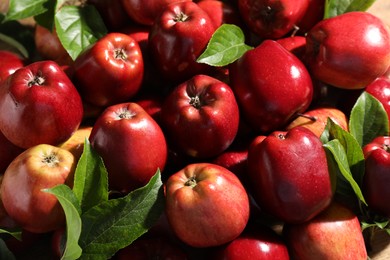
[114,48,128,61]
[185,176,197,188]
[189,95,202,109]
[174,12,189,23]
[42,152,60,168]
[28,75,45,87]
[383,144,390,153]
[114,107,136,120]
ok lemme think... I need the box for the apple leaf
[197,24,253,67]
[2,0,50,22]
[323,139,367,206]
[0,239,16,260]
[0,32,29,58]
[44,184,83,260]
[349,91,389,148]
[0,228,22,241]
[54,5,107,60]
[78,170,164,260]
[73,139,109,214]
[324,0,377,19]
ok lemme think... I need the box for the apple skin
[295,0,325,34]
[73,32,144,108]
[0,50,25,84]
[58,126,93,161]
[121,0,191,26]
[362,136,390,217]
[164,163,250,248]
[0,130,24,174]
[247,126,333,223]
[197,0,243,29]
[365,76,390,124]
[283,201,368,260]
[148,1,217,83]
[305,11,390,90]
[237,0,309,39]
[89,102,168,194]
[211,225,290,260]
[276,35,306,61]
[0,60,84,149]
[286,106,349,137]
[160,74,240,159]
[229,40,313,133]
[0,144,76,233]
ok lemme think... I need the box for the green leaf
[54,5,107,60]
[349,91,389,148]
[0,228,22,241]
[3,0,50,22]
[324,0,377,19]
[0,239,16,260]
[44,185,83,260]
[197,24,253,67]
[323,139,367,205]
[73,139,109,214]
[0,33,29,58]
[78,170,164,260]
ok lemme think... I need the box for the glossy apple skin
[362,136,390,217]
[212,225,290,260]
[229,40,313,133]
[0,60,83,149]
[160,74,240,158]
[89,102,168,194]
[237,0,309,39]
[121,0,191,26]
[0,50,24,84]
[148,1,216,83]
[165,163,250,248]
[248,126,333,223]
[276,35,306,61]
[197,0,243,28]
[0,144,76,233]
[306,11,390,90]
[73,32,144,107]
[59,126,93,160]
[296,0,325,34]
[365,76,390,124]
[286,106,348,137]
[283,202,367,260]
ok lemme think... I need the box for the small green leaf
[197,24,253,67]
[0,33,29,58]
[44,185,83,260]
[323,139,367,205]
[73,139,109,214]
[3,0,50,22]
[0,228,22,241]
[324,0,377,19]
[78,170,164,260]
[0,239,16,260]
[54,5,107,60]
[349,91,389,148]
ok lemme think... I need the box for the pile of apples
[0,0,390,259]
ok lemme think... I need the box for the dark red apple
[0,50,25,84]
[365,76,390,124]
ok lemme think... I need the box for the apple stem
[185,176,197,188]
[296,113,317,122]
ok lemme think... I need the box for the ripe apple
[295,0,325,34]
[160,74,240,159]
[148,1,217,83]
[0,130,24,174]
[211,224,290,260]
[73,32,144,107]
[0,50,25,84]
[286,106,349,137]
[283,201,368,260]
[365,76,390,124]
[237,0,309,39]
[247,126,334,223]
[276,35,306,61]
[89,102,168,194]
[58,126,93,161]
[229,39,313,133]
[164,163,250,247]
[0,60,84,149]
[197,0,243,29]
[0,144,77,233]
[362,136,390,217]
[305,11,390,90]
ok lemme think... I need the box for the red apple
[89,102,168,194]
[160,74,240,159]
[197,0,243,29]
[283,201,368,260]
[362,136,390,217]
[296,0,325,34]
[0,60,84,149]
[365,76,390,124]
[0,130,24,174]
[164,163,250,247]
[73,32,144,107]
[0,50,25,84]
[247,126,333,223]
[229,39,313,133]
[305,11,390,90]
[237,0,309,39]
[58,126,93,161]
[286,106,349,137]
[0,144,76,233]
